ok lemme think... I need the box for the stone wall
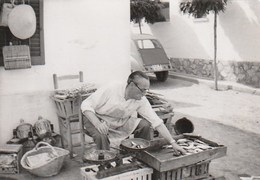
[170,58,260,88]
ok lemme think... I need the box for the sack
[0,3,15,26]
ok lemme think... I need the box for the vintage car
[131,34,172,82]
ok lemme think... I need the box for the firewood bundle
[146,91,173,114]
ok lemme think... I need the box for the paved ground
[1,75,260,180]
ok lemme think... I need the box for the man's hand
[163,103,174,112]
[171,141,186,155]
[97,121,109,135]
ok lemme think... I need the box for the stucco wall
[0,0,130,144]
[150,0,260,62]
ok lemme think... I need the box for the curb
[169,72,260,96]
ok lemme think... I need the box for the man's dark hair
[127,71,149,84]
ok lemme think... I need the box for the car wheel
[155,71,169,82]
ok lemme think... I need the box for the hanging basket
[2,45,31,70]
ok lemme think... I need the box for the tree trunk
[213,11,218,90]
[138,21,143,34]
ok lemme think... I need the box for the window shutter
[0,0,44,66]
[0,28,7,66]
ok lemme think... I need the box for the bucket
[173,117,194,135]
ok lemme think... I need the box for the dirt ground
[150,76,260,136]
[150,76,260,179]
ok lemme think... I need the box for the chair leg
[66,117,73,158]
[79,111,86,158]
[58,117,65,148]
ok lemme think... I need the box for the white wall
[132,0,260,62]
[0,0,130,144]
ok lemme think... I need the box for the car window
[137,39,161,49]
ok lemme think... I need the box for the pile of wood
[146,91,173,114]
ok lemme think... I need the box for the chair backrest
[53,71,83,89]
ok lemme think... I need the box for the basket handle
[34,142,59,156]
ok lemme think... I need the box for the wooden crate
[152,161,211,180]
[0,144,23,174]
[2,45,31,70]
[81,166,153,180]
[136,135,227,172]
[52,96,82,118]
[52,94,91,118]
[80,157,153,180]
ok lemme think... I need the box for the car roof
[131,34,157,40]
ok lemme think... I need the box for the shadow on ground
[168,99,201,109]
[149,75,195,90]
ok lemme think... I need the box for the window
[137,39,162,49]
[192,14,209,23]
[0,0,44,66]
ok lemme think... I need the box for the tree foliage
[179,0,228,18]
[130,0,165,25]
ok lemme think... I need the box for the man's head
[125,71,150,100]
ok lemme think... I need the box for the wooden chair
[52,71,84,158]
[53,71,83,90]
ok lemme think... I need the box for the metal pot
[173,117,194,135]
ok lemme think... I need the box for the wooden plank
[161,171,166,180]
[176,168,181,180]
[57,74,80,81]
[171,170,176,180]
[166,171,172,180]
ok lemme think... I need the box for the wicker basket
[2,45,31,70]
[20,142,69,177]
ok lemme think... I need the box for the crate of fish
[80,156,153,180]
[136,135,227,180]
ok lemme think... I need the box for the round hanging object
[8,4,36,39]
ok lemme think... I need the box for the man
[81,71,185,154]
